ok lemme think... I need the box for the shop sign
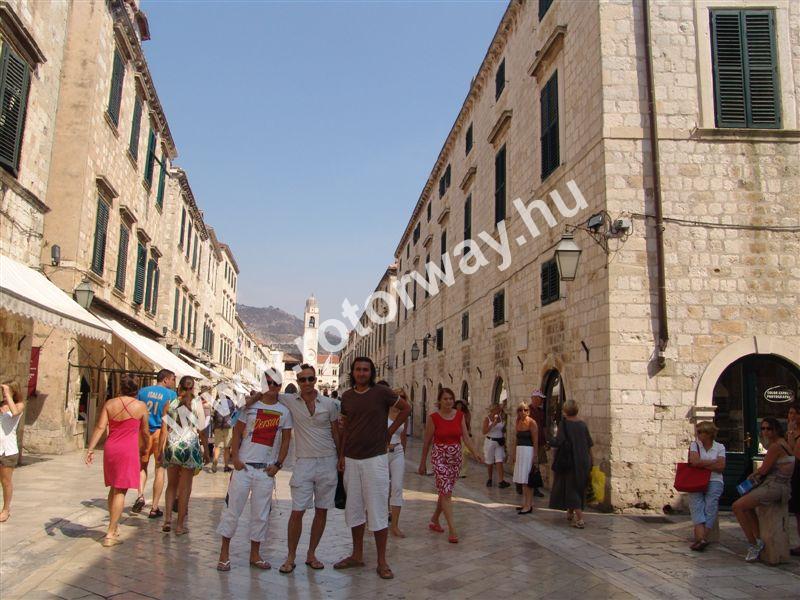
[764,385,794,403]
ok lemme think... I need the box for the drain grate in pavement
[637,516,673,524]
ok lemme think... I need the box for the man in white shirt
[216,376,292,572]
[247,364,340,573]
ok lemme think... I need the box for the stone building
[214,240,239,378]
[356,0,799,510]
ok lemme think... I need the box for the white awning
[99,317,205,380]
[180,353,224,379]
[0,254,112,343]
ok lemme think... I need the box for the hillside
[236,303,341,354]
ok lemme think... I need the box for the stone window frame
[694,0,797,131]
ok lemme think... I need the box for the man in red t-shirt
[333,357,410,580]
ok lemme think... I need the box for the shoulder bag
[673,442,711,493]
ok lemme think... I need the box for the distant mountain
[237,303,341,355]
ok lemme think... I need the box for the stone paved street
[1,441,799,600]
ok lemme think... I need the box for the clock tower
[302,294,319,366]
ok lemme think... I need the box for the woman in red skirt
[418,387,483,543]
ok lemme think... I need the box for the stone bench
[756,498,790,565]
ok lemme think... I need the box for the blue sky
[143,0,508,324]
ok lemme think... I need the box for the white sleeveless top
[388,417,405,446]
[486,417,505,439]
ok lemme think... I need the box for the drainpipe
[642,0,669,367]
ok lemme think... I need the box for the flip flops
[101,537,122,547]
[376,565,394,580]
[305,559,324,570]
[279,562,296,574]
[148,508,163,519]
[333,557,365,570]
[250,559,271,570]
[216,560,231,572]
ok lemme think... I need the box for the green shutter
[541,259,560,305]
[151,267,160,312]
[185,222,192,258]
[155,158,166,209]
[495,58,505,99]
[128,96,142,159]
[493,291,505,325]
[172,287,180,330]
[107,49,125,126]
[90,199,110,275]
[133,243,146,304]
[494,146,506,223]
[541,72,560,179]
[143,128,156,187]
[191,234,198,269]
[115,225,129,291]
[711,10,780,129]
[144,258,155,311]
[179,208,186,248]
[464,195,472,240]
[0,44,30,174]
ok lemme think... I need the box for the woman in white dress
[1,382,24,523]
[512,402,539,514]
[387,404,407,537]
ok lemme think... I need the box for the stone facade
[352,0,800,510]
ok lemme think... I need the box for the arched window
[492,377,508,406]
[460,381,470,405]
[308,316,316,328]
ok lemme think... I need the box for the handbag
[551,420,573,473]
[528,464,544,488]
[334,471,347,509]
[673,443,711,493]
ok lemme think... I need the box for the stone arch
[694,335,800,419]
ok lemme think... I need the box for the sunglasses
[517,408,529,413]
[760,425,773,431]
[298,376,316,383]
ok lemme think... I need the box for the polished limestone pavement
[1,440,798,599]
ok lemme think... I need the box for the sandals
[161,523,171,533]
[0,511,10,523]
[216,560,231,572]
[448,535,459,544]
[305,559,325,570]
[333,557,365,570]
[376,565,394,579]
[572,519,585,529]
[278,562,296,574]
[250,559,271,570]
[428,522,445,533]
[174,528,189,536]
[132,496,145,513]
[101,536,122,547]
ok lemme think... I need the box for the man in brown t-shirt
[333,357,410,580]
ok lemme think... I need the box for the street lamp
[411,342,420,361]
[73,278,95,309]
[555,233,582,281]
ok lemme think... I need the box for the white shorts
[344,454,389,532]
[388,446,405,507]
[216,466,274,542]
[289,456,338,511]
[484,438,505,464]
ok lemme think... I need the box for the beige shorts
[0,453,18,468]
[214,428,233,448]
[749,477,790,505]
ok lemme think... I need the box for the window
[493,290,505,326]
[413,222,420,244]
[173,287,180,331]
[494,145,506,224]
[152,267,159,313]
[192,233,198,270]
[133,242,146,305]
[465,123,473,155]
[427,202,432,221]
[90,199,110,276]
[0,44,31,174]
[144,258,156,312]
[143,128,156,188]
[185,222,192,258]
[461,312,469,341]
[155,155,166,209]
[540,72,560,179]
[180,295,186,336]
[539,0,553,20]
[192,307,198,345]
[187,303,193,341]
[128,96,142,160]
[406,243,410,258]
[423,337,428,358]
[424,254,430,298]
[440,230,446,270]
[114,224,129,291]
[541,258,560,305]
[464,195,472,240]
[107,48,124,126]
[438,164,452,198]
[495,58,505,100]
[436,327,444,351]
[179,208,186,248]
[711,9,780,129]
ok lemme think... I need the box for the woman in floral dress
[158,376,208,535]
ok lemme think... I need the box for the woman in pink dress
[85,375,149,547]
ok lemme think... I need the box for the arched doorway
[542,369,565,439]
[421,386,428,425]
[460,381,470,406]
[713,354,800,503]
[492,377,508,405]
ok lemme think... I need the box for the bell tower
[302,294,319,366]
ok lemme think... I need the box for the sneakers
[498,481,511,489]
[745,539,765,562]
[486,479,493,487]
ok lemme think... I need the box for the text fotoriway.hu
[268,179,589,386]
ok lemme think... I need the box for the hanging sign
[764,385,795,403]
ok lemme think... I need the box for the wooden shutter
[494,146,506,223]
[128,96,142,159]
[495,59,505,99]
[462,312,469,340]
[436,327,443,351]
[151,267,160,312]
[540,72,560,179]
[115,225,129,291]
[107,49,125,125]
[143,128,156,187]
[711,10,780,129]
[465,124,473,155]
[464,195,472,240]
[186,222,192,257]
[541,259,560,305]
[133,242,146,305]
[180,295,186,336]
[155,158,166,208]
[0,44,30,174]
[440,230,446,270]
[179,208,186,248]
[493,291,505,325]
[144,258,155,311]
[90,199,110,275]
[172,287,180,330]
[187,303,193,340]
[192,233,198,269]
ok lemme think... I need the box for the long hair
[761,416,785,439]
[178,375,195,403]
[120,374,139,397]
[350,357,376,387]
